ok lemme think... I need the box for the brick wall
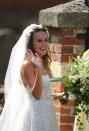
[49,27,85,131]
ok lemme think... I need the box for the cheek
[46,44,49,48]
[33,44,40,52]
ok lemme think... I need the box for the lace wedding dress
[23,74,59,131]
[0,74,59,131]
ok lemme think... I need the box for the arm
[21,60,42,100]
[51,92,64,99]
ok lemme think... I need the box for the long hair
[27,26,51,75]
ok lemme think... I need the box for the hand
[52,92,64,99]
[25,49,42,68]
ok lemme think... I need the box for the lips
[36,47,48,56]
[40,48,46,51]
[39,47,46,50]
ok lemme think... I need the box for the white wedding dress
[22,74,59,131]
[0,74,59,131]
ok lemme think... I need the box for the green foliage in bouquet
[51,56,89,130]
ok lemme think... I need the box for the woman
[0,24,62,131]
[73,49,89,131]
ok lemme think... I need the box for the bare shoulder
[22,59,34,72]
[21,59,36,79]
[20,59,36,86]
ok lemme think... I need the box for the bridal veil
[0,24,43,131]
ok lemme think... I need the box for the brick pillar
[48,27,85,131]
[39,0,89,131]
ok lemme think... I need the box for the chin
[39,51,47,57]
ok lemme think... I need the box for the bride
[0,24,64,131]
[73,49,89,131]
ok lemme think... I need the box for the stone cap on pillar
[39,0,89,27]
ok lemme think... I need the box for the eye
[45,38,49,42]
[37,39,42,43]
[33,38,49,43]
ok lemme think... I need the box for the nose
[42,40,49,45]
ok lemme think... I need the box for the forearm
[31,68,42,100]
[51,92,64,99]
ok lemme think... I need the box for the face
[32,31,49,57]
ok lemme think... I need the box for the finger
[26,49,31,54]
[28,49,34,57]
[35,53,40,59]
[25,52,31,58]
[26,50,35,61]
[25,51,36,62]
[59,92,64,97]
[25,50,31,56]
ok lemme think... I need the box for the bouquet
[52,56,89,130]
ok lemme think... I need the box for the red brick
[53,83,65,92]
[61,54,77,62]
[60,99,76,107]
[67,99,76,106]
[62,45,73,54]
[60,125,73,131]
[62,37,84,45]
[62,28,75,37]
[54,99,61,108]
[54,82,63,89]
[60,106,71,114]
[51,53,77,62]
[61,54,70,62]
[60,115,75,123]
[60,83,65,91]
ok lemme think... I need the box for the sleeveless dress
[23,74,59,131]
[0,74,59,131]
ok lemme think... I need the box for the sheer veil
[0,24,43,131]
